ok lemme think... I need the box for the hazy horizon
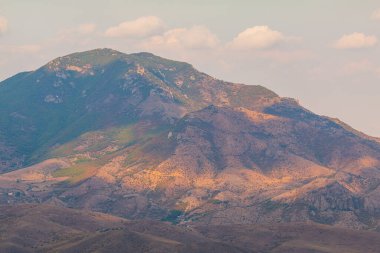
[1,0,380,136]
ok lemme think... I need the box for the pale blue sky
[0,0,380,136]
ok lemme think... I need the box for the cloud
[229,26,285,50]
[76,23,96,34]
[105,16,164,38]
[371,9,380,20]
[142,26,219,50]
[333,33,378,49]
[0,16,8,35]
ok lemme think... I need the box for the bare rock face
[0,49,380,230]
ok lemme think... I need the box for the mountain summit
[1,49,380,230]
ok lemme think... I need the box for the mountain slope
[0,49,380,230]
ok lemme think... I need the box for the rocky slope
[0,49,380,230]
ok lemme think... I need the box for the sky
[0,0,379,136]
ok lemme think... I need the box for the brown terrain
[1,204,380,253]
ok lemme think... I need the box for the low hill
[1,204,380,253]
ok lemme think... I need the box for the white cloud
[77,23,96,34]
[333,33,378,49]
[229,26,284,50]
[105,16,164,38]
[0,16,8,35]
[143,26,219,50]
[371,9,380,20]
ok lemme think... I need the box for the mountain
[2,204,380,253]
[0,48,276,172]
[1,48,380,231]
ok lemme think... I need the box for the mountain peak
[69,48,125,57]
[129,51,157,57]
[41,48,195,77]
[43,48,125,71]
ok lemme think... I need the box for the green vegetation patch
[52,161,99,184]
[113,126,136,146]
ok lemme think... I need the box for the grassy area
[50,122,172,163]
[113,126,136,146]
[52,161,99,184]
